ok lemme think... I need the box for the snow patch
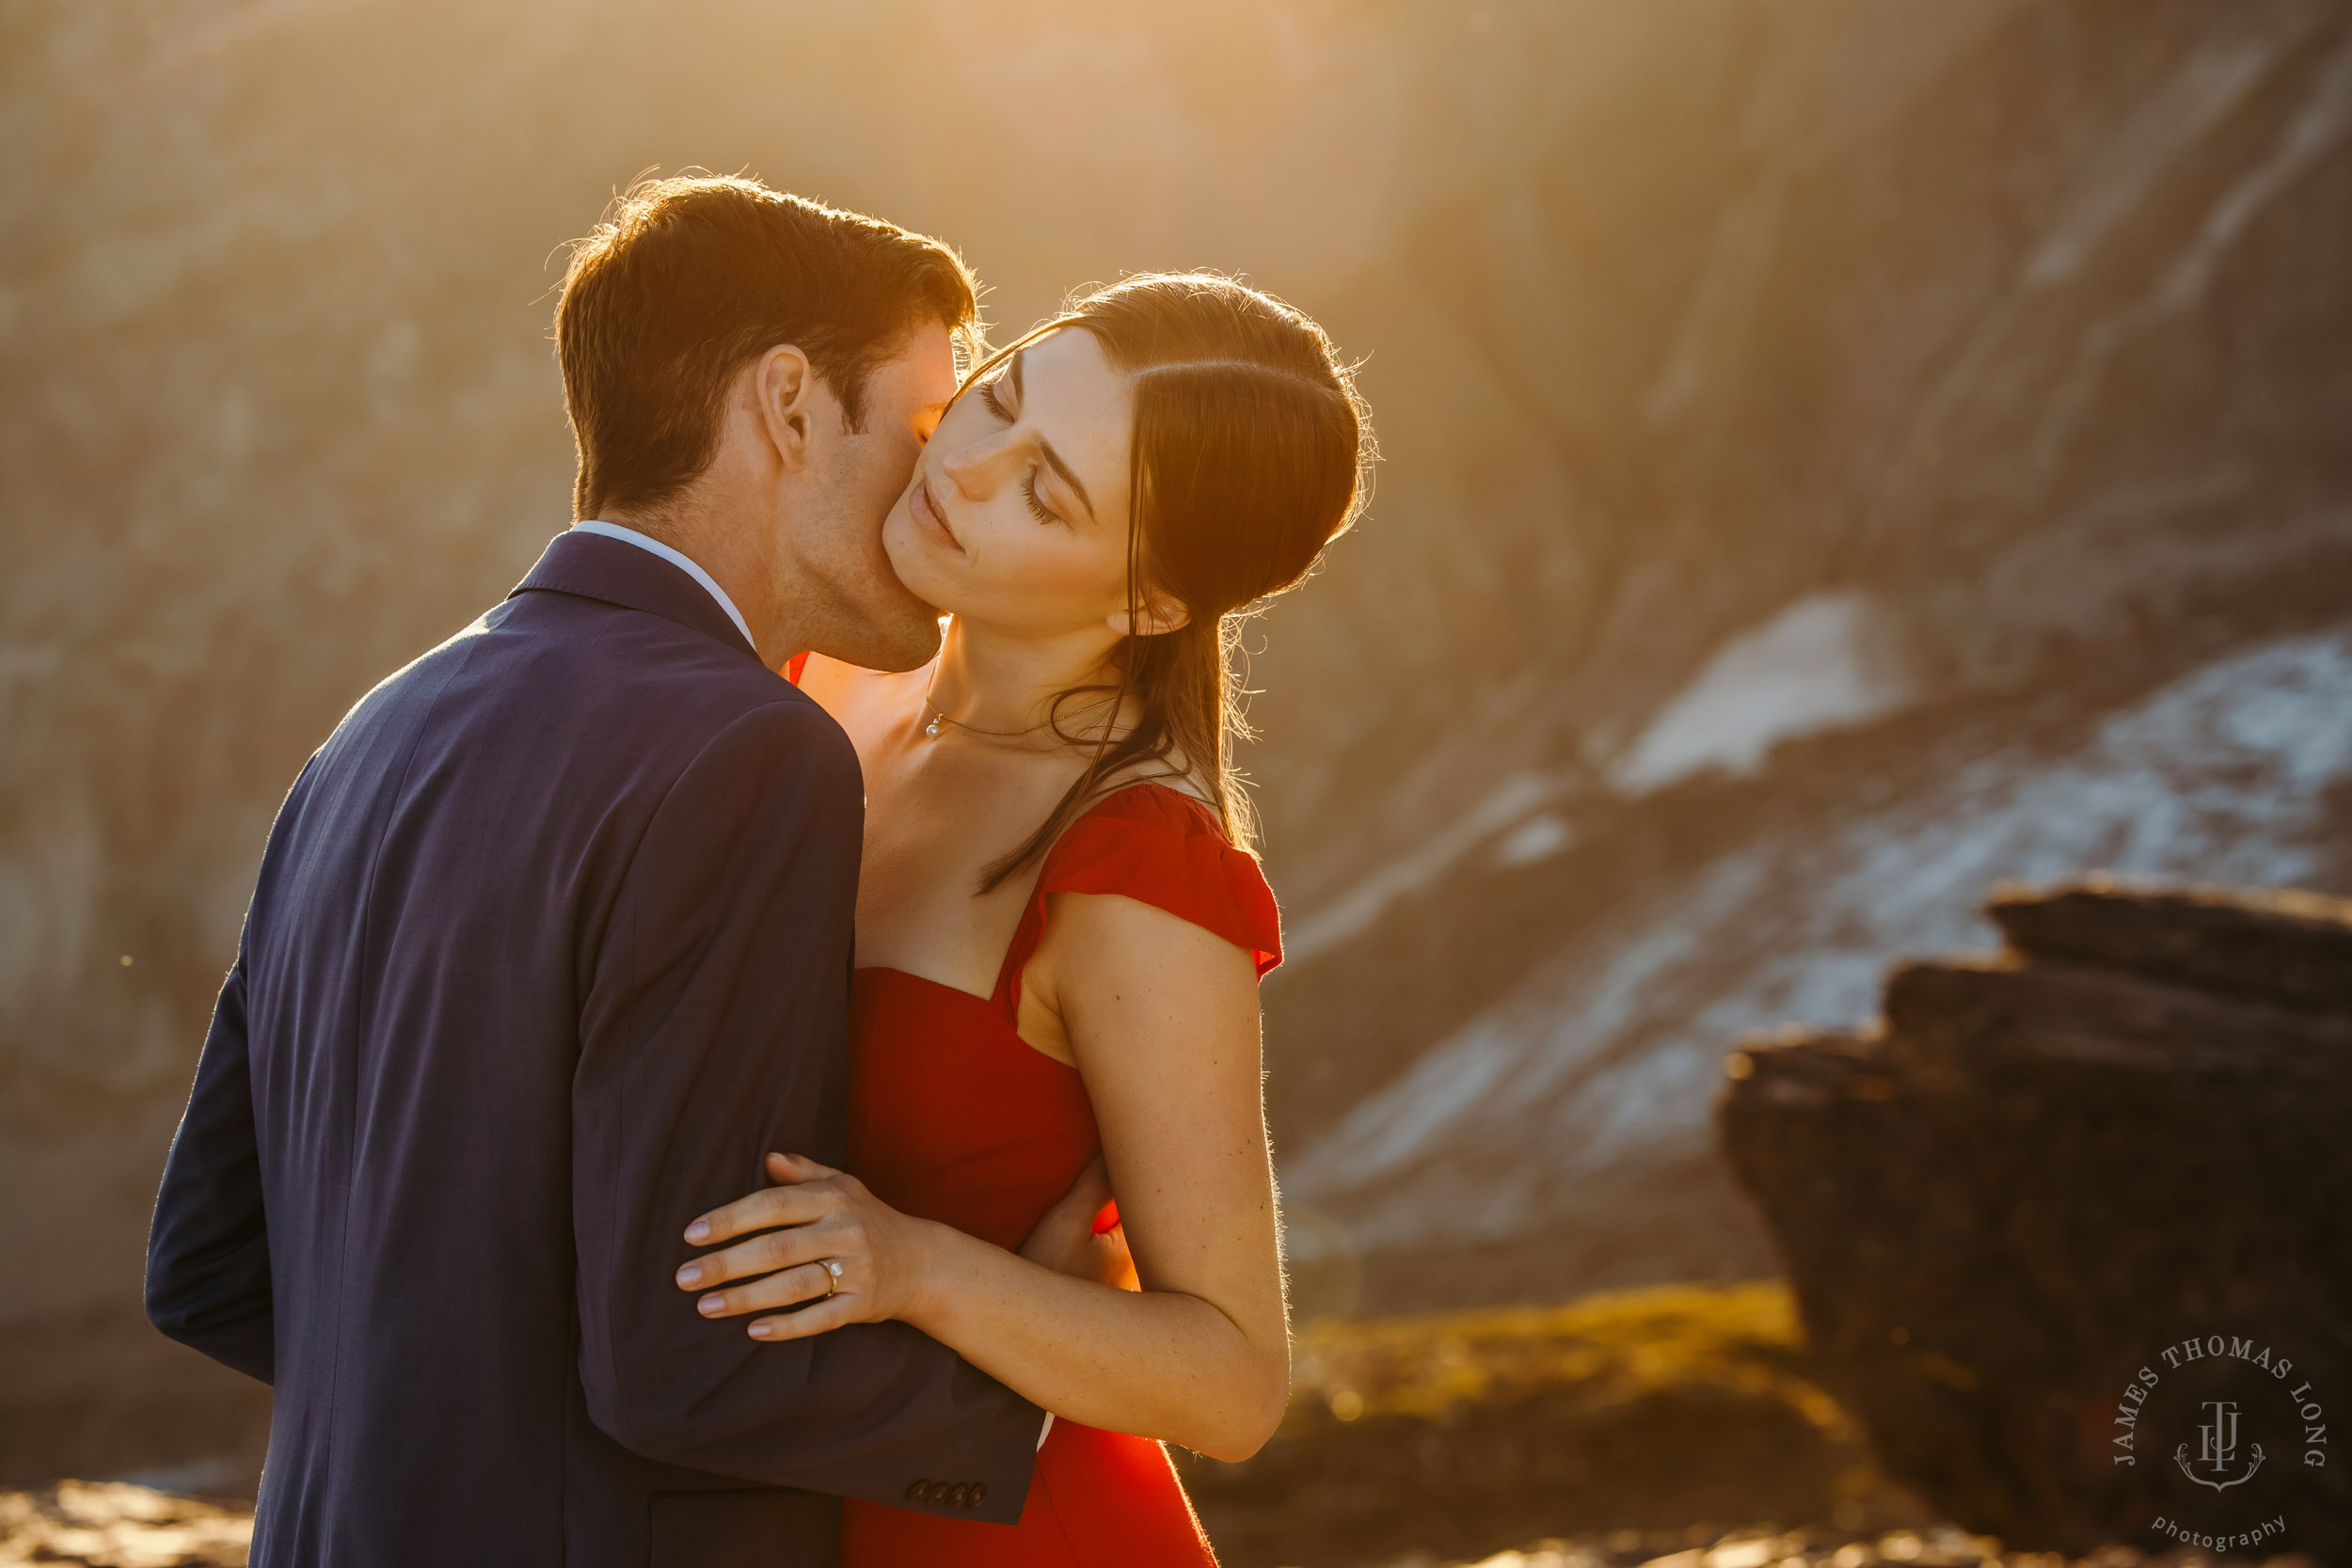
[1613,592,1915,794]
[1493,813,1575,868]
[1284,771,1565,966]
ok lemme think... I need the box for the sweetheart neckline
[849,782,1211,999]
[852,964,1081,1073]
[853,963,990,1005]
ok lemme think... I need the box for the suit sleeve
[146,954,277,1384]
[573,699,1041,1520]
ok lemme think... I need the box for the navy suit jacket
[146,531,1041,1567]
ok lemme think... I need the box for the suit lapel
[509,531,762,663]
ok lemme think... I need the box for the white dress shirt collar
[568,520,758,654]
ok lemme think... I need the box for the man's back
[148,532,1039,1567]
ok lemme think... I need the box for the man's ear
[1106,591,1192,638]
[751,344,817,473]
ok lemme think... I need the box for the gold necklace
[919,662,1051,740]
[918,663,1115,741]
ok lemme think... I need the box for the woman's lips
[910,473,961,552]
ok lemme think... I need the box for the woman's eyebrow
[1011,347,1099,522]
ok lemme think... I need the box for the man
[146,176,1049,1567]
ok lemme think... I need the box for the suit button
[967,1481,987,1509]
[905,1479,931,1503]
[946,1483,970,1508]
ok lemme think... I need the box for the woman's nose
[938,434,1008,499]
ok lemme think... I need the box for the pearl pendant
[925,718,941,738]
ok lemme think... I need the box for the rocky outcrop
[1180,1283,1916,1568]
[1719,879,2352,1560]
[1273,626,2352,1321]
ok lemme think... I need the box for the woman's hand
[1017,1156,1139,1291]
[675,1153,944,1342]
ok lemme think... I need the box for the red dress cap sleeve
[995,784,1282,1020]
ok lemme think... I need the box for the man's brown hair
[556,174,980,520]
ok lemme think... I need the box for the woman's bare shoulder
[792,652,866,705]
[1088,763,1217,816]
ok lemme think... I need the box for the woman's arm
[676,895,1290,1462]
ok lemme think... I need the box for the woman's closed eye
[976,374,1014,423]
[975,376,1063,525]
[1021,472,1059,525]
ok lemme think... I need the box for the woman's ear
[752,344,816,473]
[1106,591,1192,638]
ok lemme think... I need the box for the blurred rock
[1180,1283,1928,1568]
[0,1481,249,1568]
[1986,881,2352,1014]
[1720,879,2352,1560]
[0,1451,2300,1568]
[1408,1526,2321,1568]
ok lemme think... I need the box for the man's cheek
[875,437,920,506]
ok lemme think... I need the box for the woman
[673,272,1370,1564]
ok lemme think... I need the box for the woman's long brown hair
[977,273,1374,891]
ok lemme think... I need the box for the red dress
[840,784,1282,1567]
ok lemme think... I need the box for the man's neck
[598,504,792,667]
